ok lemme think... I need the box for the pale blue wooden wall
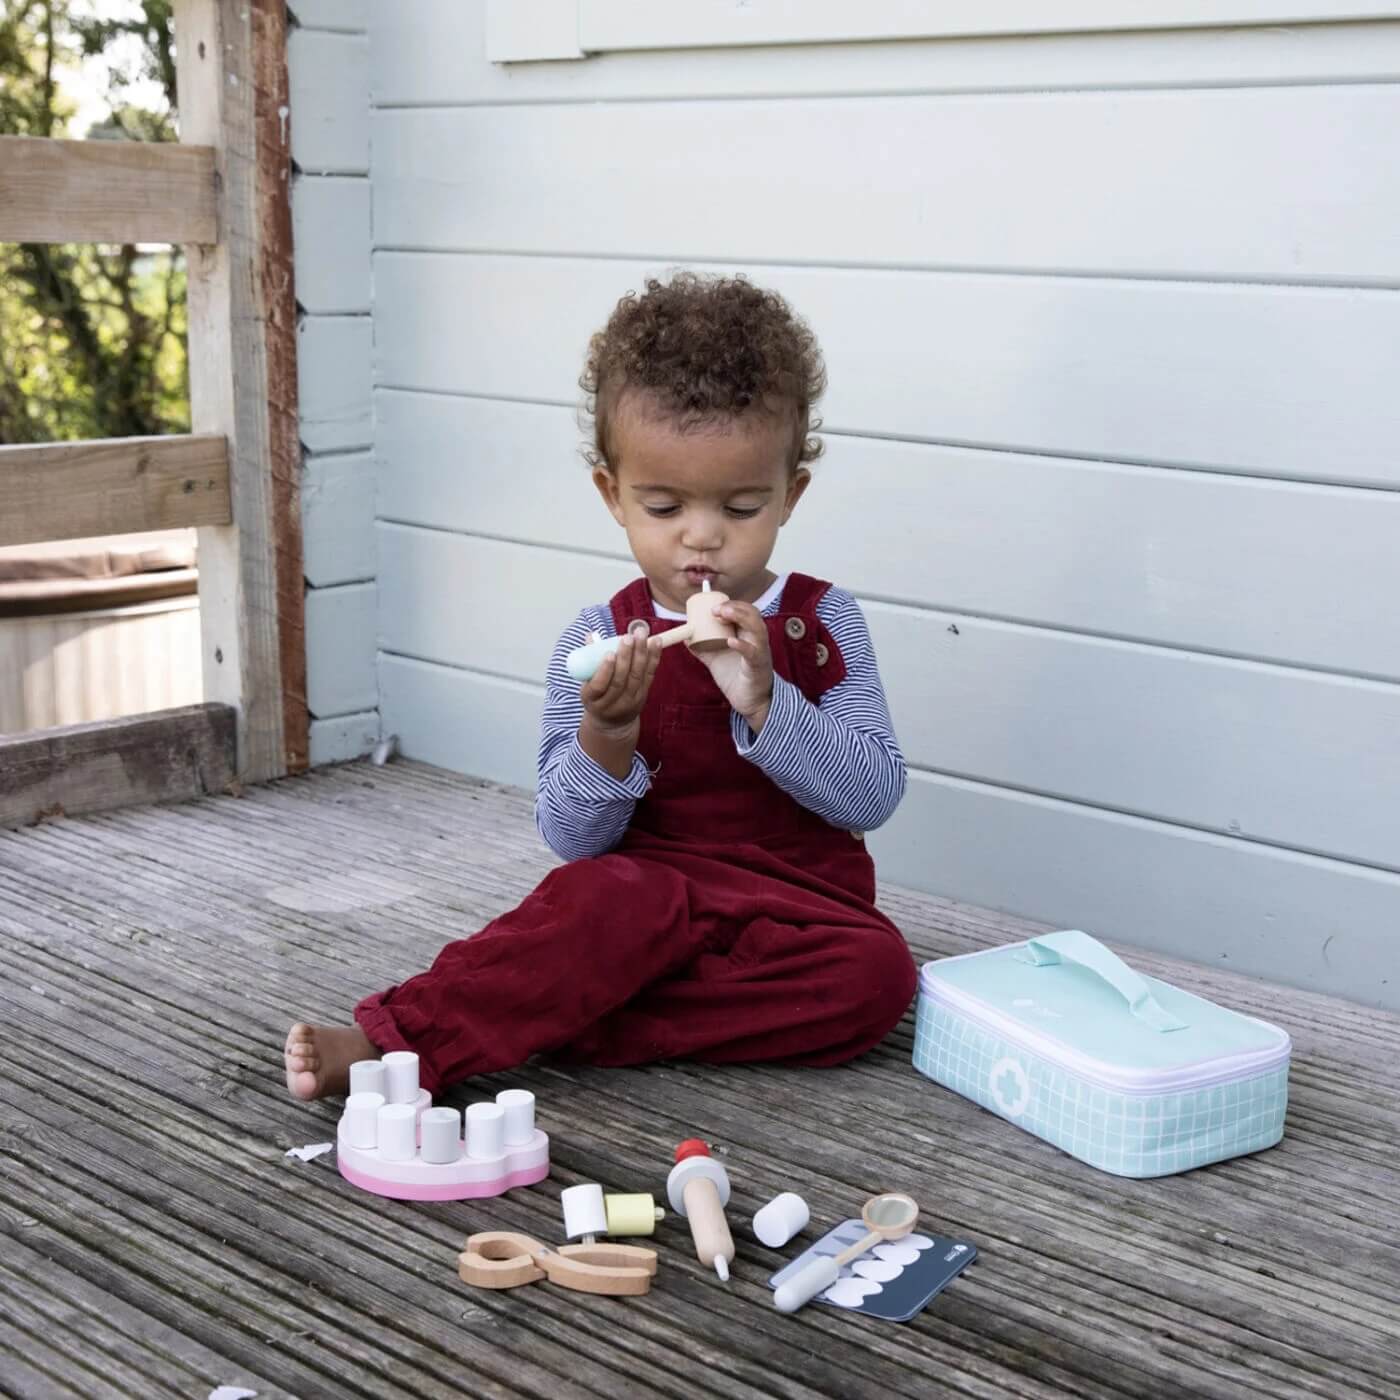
[308,2,1400,1008]
[287,0,379,763]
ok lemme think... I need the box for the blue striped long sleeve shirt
[535,577,906,861]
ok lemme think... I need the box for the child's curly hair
[581,272,826,473]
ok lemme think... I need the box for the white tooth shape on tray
[334,1053,548,1201]
[821,1234,937,1307]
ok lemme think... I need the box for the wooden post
[175,0,307,780]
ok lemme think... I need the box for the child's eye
[726,506,762,519]
[643,504,680,517]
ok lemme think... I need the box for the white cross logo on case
[989,1057,1031,1116]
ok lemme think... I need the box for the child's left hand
[695,599,774,733]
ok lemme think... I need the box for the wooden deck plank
[0,1233,282,1399]
[5,784,1394,1394]
[1,760,1398,1399]
[0,1243,210,1400]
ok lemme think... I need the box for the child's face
[593,401,810,613]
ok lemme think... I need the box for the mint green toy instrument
[565,582,734,683]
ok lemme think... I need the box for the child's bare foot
[284,1022,378,1101]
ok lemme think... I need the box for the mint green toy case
[912,930,1291,1177]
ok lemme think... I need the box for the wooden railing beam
[0,434,231,548]
[0,135,218,245]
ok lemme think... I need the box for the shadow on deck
[1,760,1397,1399]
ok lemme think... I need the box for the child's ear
[780,468,811,525]
[592,466,626,526]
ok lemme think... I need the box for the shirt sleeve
[535,606,653,861]
[730,587,907,831]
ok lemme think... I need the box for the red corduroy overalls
[355,573,917,1093]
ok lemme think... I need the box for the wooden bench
[1,760,1395,1398]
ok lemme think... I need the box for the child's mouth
[684,566,717,586]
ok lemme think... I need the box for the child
[285,272,917,1101]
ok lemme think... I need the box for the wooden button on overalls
[784,616,806,640]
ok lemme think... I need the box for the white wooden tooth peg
[382,1050,419,1104]
[753,1191,810,1249]
[377,1103,417,1162]
[349,1059,386,1098]
[496,1088,535,1145]
[420,1106,463,1164]
[343,1091,384,1150]
[466,1101,505,1160]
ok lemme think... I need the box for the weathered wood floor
[1,761,1397,1400]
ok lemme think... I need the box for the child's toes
[284,1023,323,1099]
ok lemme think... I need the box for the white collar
[652,572,789,621]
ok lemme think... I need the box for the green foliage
[0,0,189,444]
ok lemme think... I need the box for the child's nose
[680,512,723,551]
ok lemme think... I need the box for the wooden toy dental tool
[457,1179,663,1296]
[667,1139,736,1282]
[565,579,735,683]
[773,1192,919,1313]
[457,1232,659,1297]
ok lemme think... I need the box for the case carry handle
[1016,930,1189,1033]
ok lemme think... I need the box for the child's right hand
[579,631,663,737]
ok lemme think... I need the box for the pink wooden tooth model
[336,1056,549,1201]
[565,580,736,682]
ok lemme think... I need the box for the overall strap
[608,577,660,634]
[776,572,833,617]
[773,573,846,698]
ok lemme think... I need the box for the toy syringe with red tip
[666,1139,735,1282]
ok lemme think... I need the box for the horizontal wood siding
[288,0,367,32]
[308,709,381,765]
[574,1,1400,51]
[374,5,1400,104]
[377,662,1400,1007]
[302,450,375,588]
[289,12,378,762]
[378,527,1400,870]
[368,6,1400,1004]
[374,88,1400,284]
[290,178,370,314]
[304,581,376,718]
[377,392,1400,679]
[375,254,1400,490]
[287,30,369,175]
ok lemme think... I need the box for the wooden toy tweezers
[458,1231,658,1297]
